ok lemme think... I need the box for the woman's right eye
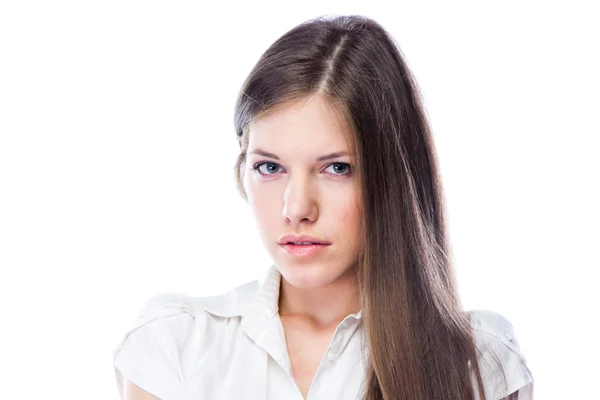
[253,161,283,175]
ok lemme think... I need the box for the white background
[0,1,598,399]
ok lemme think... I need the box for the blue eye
[251,161,352,177]
[325,162,352,175]
[253,162,282,175]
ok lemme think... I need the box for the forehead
[247,95,354,154]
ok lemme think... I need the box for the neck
[277,266,360,329]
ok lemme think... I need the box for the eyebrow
[248,148,349,161]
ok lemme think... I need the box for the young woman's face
[244,95,362,289]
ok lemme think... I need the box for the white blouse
[113,265,534,400]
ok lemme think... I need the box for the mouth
[282,241,327,245]
[279,242,330,257]
[277,234,331,253]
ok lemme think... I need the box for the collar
[197,264,363,339]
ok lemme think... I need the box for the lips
[280,242,329,257]
[278,234,331,245]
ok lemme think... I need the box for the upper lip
[278,234,331,245]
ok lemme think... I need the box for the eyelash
[251,161,352,177]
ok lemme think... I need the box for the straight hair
[233,15,505,400]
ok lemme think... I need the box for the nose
[282,173,318,226]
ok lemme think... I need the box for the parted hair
[233,15,506,400]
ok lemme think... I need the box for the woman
[113,15,534,400]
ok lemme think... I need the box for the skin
[124,381,160,400]
[244,94,362,330]
[242,94,364,398]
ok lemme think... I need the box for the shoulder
[129,277,262,325]
[467,310,534,399]
[113,279,261,400]
[115,278,262,352]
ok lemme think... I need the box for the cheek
[329,188,361,230]
[246,181,281,227]
[337,201,361,230]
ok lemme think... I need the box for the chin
[275,259,342,289]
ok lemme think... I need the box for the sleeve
[469,310,534,400]
[113,293,196,400]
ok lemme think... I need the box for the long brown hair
[232,15,505,400]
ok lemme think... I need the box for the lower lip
[280,243,330,257]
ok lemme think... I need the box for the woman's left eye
[324,162,352,176]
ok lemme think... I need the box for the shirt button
[327,351,337,361]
